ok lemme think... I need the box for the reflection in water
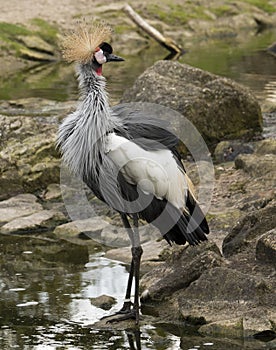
[265,80,276,104]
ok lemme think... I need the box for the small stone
[90,295,116,310]
[255,139,276,155]
[43,183,62,201]
[214,140,253,163]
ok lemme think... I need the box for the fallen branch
[123,4,183,56]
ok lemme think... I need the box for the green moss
[0,22,31,37]
[242,0,275,14]
[30,18,59,45]
[0,20,58,59]
[0,22,31,55]
[114,24,132,35]
[212,5,238,17]
[144,2,211,26]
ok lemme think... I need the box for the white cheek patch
[94,49,107,64]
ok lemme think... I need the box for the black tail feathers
[164,201,209,246]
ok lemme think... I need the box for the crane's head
[93,42,124,75]
[60,19,124,76]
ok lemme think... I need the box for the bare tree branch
[123,4,183,55]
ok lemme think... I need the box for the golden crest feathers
[60,19,112,63]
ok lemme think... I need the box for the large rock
[140,242,223,301]
[122,61,262,146]
[223,201,276,257]
[178,267,276,336]
[0,112,60,199]
[0,194,42,224]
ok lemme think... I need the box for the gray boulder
[178,267,275,337]
[223,200,276,257]
[140,242,223,301]
[0,112,60,199]
[122,61,262,146]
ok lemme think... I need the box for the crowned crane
[57,21,209,324]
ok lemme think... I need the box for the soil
[0,0,108,27]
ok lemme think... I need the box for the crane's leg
[118,214,135,314]
[106,213,143,324]
[132,214,143,324]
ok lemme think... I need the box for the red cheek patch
[96,66,103,76]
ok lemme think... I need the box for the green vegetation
[212,5,238,17]
[143,2,212,26]
[242,0,275,14]
[0,22,31,55]
[0,20,59,61]
[30,18,59,45]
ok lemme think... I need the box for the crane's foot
[101,303,141,324]
[107,309,137,323]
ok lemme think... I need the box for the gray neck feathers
[57,63,121,180]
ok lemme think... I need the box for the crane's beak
[106,53,125,62]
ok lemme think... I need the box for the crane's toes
[101,309,141,324]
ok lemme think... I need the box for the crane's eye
[100,42,113,54]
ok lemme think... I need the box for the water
[0,29,275,107]
[0,246,264,350]
[1,28,275,349]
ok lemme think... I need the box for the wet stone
[90,294,116,310]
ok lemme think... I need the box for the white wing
[105,133,188,209]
